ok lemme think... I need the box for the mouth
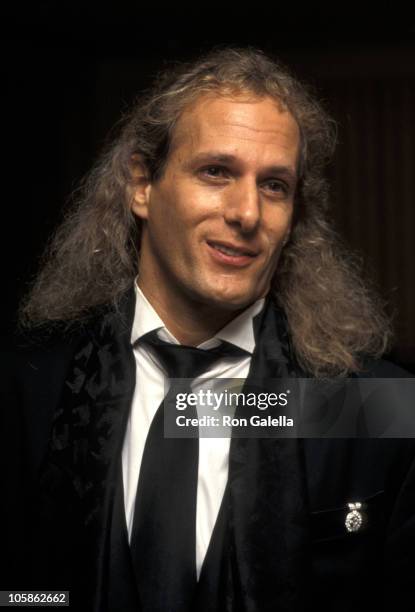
[206,240,259,267]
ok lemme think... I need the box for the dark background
[2,2,415,371]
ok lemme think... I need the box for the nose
[223,178,261,234]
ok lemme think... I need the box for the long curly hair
[19,46,391,376]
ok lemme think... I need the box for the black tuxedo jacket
[1,291,415,611]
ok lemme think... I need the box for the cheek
[150,183,197,226]
[148,190,180,237]
[265,218,292,250]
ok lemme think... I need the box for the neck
[137,278,248,346]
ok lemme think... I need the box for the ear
[130,154,152,220]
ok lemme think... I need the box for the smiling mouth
[206,240,260,268]
[207,241,258,257]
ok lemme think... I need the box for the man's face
[133,93,300,312]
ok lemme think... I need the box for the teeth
[213,244,247,256]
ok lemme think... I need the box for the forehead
[169,93,300,162]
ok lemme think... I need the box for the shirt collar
[131,281,264,355]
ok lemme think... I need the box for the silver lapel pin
[345,502,366,533]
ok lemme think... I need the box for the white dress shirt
[122,283,264,578]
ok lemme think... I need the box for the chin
[181,276,265,311]
[199,288,260,311]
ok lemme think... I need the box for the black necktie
[130,330,248,612]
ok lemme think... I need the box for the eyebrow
[184,151,297,182]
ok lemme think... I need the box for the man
[1,47,414,611]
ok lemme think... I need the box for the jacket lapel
[228,299,311,612]
[38,288,137,610]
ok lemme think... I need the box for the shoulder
[3,286,136,401]
[1,327,88,475]
[356,357,414,378]
[352,358,415,493]
[3,327,86,393]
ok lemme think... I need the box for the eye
[200,165,228,179]
[263,179,289,196]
